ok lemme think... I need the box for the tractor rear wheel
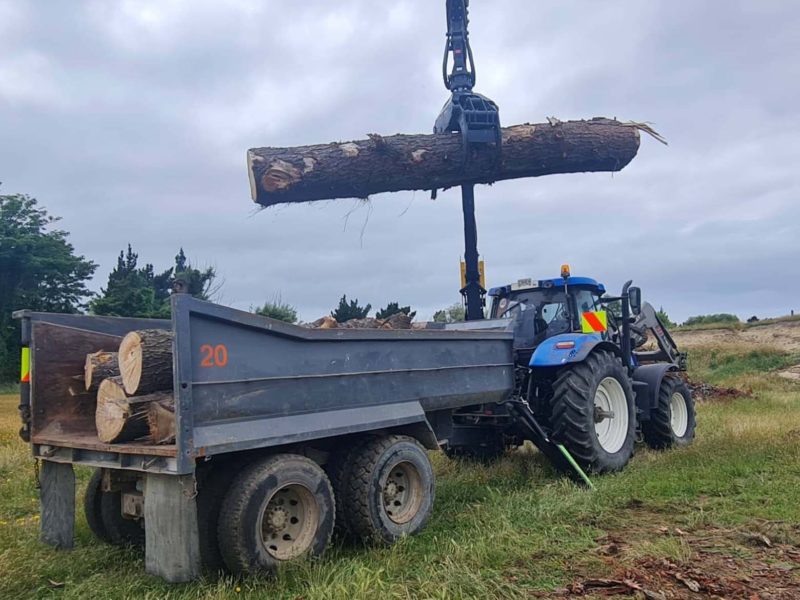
[550,350,636,473]
[643,375,696,449]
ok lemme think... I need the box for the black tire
[217,454,335,575]
[337,435,434,544]
[196,464,240,573]
[83,469,111,543]
[99,488,145,547]
[327,439,368,540]
[643,375,696,449]
[550,350,636,474]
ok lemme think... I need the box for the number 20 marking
[200,344,228,367]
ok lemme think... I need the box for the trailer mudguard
[529,333,619,368]
[632,363,678,414]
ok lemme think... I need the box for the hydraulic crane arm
[435,0,501,321]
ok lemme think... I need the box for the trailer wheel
[643,375,696,449]
[217,454,334,574]
[83,469,111,543]
[550,350,636,474]
[196,465,240,572]
[99,488,145,547]
[338,435,434,544]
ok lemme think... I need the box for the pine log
[84,351,119,392]
[95,377,172,443]
[118,329,174,395]
[147,400,176,445]
[248,118,650,206]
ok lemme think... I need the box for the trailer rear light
[555,341,576,349]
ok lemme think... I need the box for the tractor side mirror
[628,286,642,315]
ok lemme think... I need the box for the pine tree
[376,302,416,320]
[331,295,371,321]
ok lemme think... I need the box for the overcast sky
[2,0,798,322]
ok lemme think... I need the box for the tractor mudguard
[529,333,620,368]
[632,363,678,414]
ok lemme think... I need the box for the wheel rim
[593,376,629,454]
[258,483,319,561]
[669,391,689,437]
[383,461,423,524]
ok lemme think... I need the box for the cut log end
[84,351,119,392]
[96,377,137,443]
[118,329,174,395]
[148,401,176,445]
[118,331,144,395]
[247,150,258,201]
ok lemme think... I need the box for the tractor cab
[487,268,610,363]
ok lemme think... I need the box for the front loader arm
[631,302,687,369]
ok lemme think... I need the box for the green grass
[1,345,799,599]
[688,345,800,385]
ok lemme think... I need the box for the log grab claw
[434,0,501,321]
[434,0,502,156]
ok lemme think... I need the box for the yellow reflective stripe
[20,347,30,382]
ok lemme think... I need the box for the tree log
[248,118,649,206]
[95,377,172,443]
[118,329,174,395]
[84,351,119,392]
[147,400,176,445]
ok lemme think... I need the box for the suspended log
[148,400,176,445]
[248,118,654,206]
[118,329,174,395]
[84,351,119,392]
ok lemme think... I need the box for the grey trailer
[16,294,514,581]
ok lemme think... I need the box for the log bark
[118,329,174,395]
[147,400,176,445]
[248,118,647,206]
[84,351,119,392]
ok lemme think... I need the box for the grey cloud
[1,0,798,324]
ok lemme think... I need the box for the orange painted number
[200,344,228,367]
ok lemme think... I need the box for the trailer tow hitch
[505,400,595,490]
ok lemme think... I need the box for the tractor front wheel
[550,350,636,474]
[643,375,696,449]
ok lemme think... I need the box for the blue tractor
[442,266,696,474]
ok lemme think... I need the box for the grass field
[1,344,799,599]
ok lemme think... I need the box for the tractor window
[573,289,598,317]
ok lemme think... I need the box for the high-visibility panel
[20,347,30,382]
[581,311,608,334]
[459,260,485,289]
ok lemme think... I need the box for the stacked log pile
[81,329,176,445]
[307,312,413,330]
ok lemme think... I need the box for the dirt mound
[686,377,749,402]
[672,319,800,352]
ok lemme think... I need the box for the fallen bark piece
[248,118,654,206]
[84,351,119,392]
[147,400,176,445]
[118,329,174,395]
[95,377,173,443]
